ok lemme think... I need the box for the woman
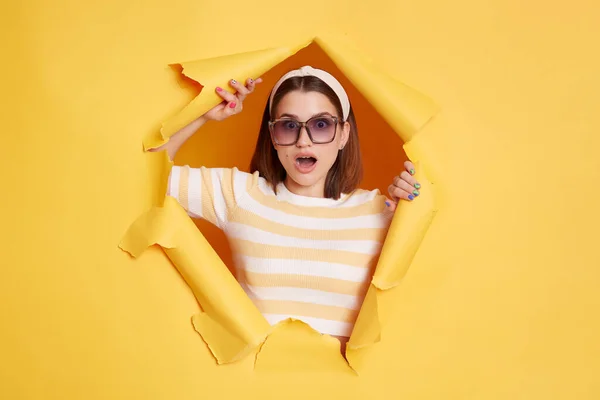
[153,66,421,347]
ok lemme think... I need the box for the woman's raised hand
[149,77,262,159]
[203,77,263,122]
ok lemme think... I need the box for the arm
[153,78,263,227]
[150,116,208,161]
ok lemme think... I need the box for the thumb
[385,199,397,212]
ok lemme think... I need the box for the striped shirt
[167,165,393,337]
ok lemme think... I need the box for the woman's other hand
[385,160,421,212]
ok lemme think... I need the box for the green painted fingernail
[410,169,415,175]
[414,183,421,189]
[413,190,420,196]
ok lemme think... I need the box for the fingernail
[414,183,421,189]
[412,190,420,196]
[408,194,414,201]
[385,201,390,207]
[216,87,222,91]
[249,78,254,83]
[229,102,236,108]
[409,168,415,175]
[231,79,237,84]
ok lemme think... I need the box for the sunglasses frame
[268,115,340,146]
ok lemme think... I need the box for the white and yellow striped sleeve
[166,165,239,229]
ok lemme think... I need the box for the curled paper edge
[143,43,312,151]
[346,159,437,373]
[119,197,272,364]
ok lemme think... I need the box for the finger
[229,79,250,100]
[384,198,397,212]
[224,99,240,115]
[246,78,259,91]
[245,77,263,94]
[398,171,421,190]
[404,160,416,175]
[245,78,255,92]
[388,183,416,202]
[215,86,237,103]
[393,176,420,198]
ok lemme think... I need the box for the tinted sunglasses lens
[272,120,299,145]
[307,116,336,143]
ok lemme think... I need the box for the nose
[296,125,312,147]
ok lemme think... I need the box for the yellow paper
[120,33,439,370]
[371,162,436,290]
[144,43,311,150]
[119,195,272,363]
[346,162,436,370]
[254,320,351,373]
[314,35,440,142]
[7,0,600,397]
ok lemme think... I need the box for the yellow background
[3,0,600,398]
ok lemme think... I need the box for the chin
[288,173,319,187]
[286,169,326,189]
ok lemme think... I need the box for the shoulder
[227,168,277,208]
[229,167,265,191]
[344,187,394,221]
[170,165,265,194]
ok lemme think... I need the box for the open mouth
[294,155,318,173]
[296,156,317,167]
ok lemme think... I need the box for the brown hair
[249,76,363,200]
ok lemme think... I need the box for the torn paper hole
[119,32,439,373]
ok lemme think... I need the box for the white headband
[268,66,351,121]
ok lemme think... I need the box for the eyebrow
[278,112,334,120]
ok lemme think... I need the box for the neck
[283,176,326,198]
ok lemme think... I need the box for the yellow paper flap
[144,43,311,150]
[255,319,350,373]
[372,161,437,289]
[119,196,272,363]
[192,312,263,364]
[347,285,381,350]
[345,161,437,371]
[314,34,439,142]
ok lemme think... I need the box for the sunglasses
[268,115,340,146]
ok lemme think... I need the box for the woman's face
[271,90,350,197]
